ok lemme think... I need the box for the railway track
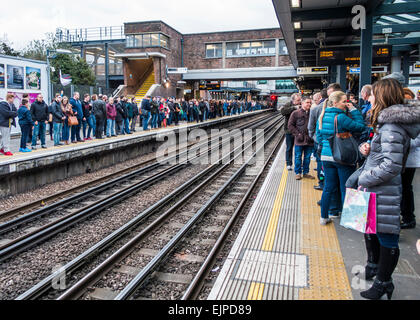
[0,112,269,224]
[0,114,273,263]
[13,113,279,300]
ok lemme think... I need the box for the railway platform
[0,110,269,197]
[208,140,420,300]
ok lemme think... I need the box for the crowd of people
[281,73,420,300]
[0,93,269,155]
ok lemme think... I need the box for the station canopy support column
[358,12,373,106]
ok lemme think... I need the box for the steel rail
[0,113,272,234]
[57,117,281,301]
[15,114,281,300]
[113,120,283,300]
[181,123,285,299]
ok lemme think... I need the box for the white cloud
[0,0,279,50]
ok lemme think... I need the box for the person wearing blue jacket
[316,90,366,225]
[18,98,34,152]
[69,92,84,143]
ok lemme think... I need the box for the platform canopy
[182,66,297,81]
[272,0,420,68]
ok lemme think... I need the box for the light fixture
[294,22,301,29]
[296,38,302,43]
[291,0,301,8]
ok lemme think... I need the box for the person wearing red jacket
[106,97,117,137]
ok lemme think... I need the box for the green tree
[0,41,21,57]
[50,53,96,86]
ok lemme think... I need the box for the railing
[56,26,125,43]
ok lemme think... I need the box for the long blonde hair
[318,91,346,130]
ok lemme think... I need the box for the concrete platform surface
[208,140,420,300]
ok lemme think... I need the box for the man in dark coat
[280,93,301,170]
[141,96,151,131]
[30,93,49,149]
[288,97,314,180]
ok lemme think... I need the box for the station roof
[183,66,297,81]
[272,0,420,68]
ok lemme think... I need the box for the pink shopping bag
[365,192,377,234]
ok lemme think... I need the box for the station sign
[349,66,388,74]
[199,80,221,90]
[167,67,188,74]
[317,45,392,65]
[297,66,329,75]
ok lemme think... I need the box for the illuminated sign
[317,45,392,65]
[199,80,220,90]
[297,66,329,75]
[414,63,420,72]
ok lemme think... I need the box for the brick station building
[58,21,296,100]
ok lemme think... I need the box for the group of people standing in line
[139,96,264,131]
[281,73,420,300]
[0,92,268,156]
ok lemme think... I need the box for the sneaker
[303,174,315,180]
[295,174,302,180]
[287,165,293,171]
[314,185,323,191]
[320,218,332,225]
[317,200,321,206]
[329,213,340,219]
[41,145,47,149]
[24,148,32,152]
[19,148,25,152]
[32,146,37,150]
[4,151,13,156]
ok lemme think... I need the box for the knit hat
[383,72,406,85]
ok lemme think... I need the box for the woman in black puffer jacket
[354,78,420,300]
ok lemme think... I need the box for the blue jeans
[294,145,313,175]
[83,116,95,139]
[377,233,400,249]
[321,161,355,219]
[63,121,70,142]
[106,119,115,137]
[31,122,46,147]
[20,124,31,149]
[285,134,294,166]
[143,111,150,130]
[53,122,63,145]
[124,118,130,134]
[71,120,82,142]
[151,113,158,129]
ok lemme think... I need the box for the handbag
[340,187,376,234]
[68,116,79,126]
[328,115,360,166]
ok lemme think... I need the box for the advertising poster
[0,64,4,88]
[7,65,25,89]
[26,67,41,90]
[8,91,39,109]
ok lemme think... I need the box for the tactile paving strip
[299,162,353,300]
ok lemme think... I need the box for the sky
[0,0,280,50]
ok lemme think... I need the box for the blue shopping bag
[340,188,370,233]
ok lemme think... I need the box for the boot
[364,234,380,280]
[360,246,399,300]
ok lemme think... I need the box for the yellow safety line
[247,165,288,300]
[261,166,289,251]
[299,162,353,300]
